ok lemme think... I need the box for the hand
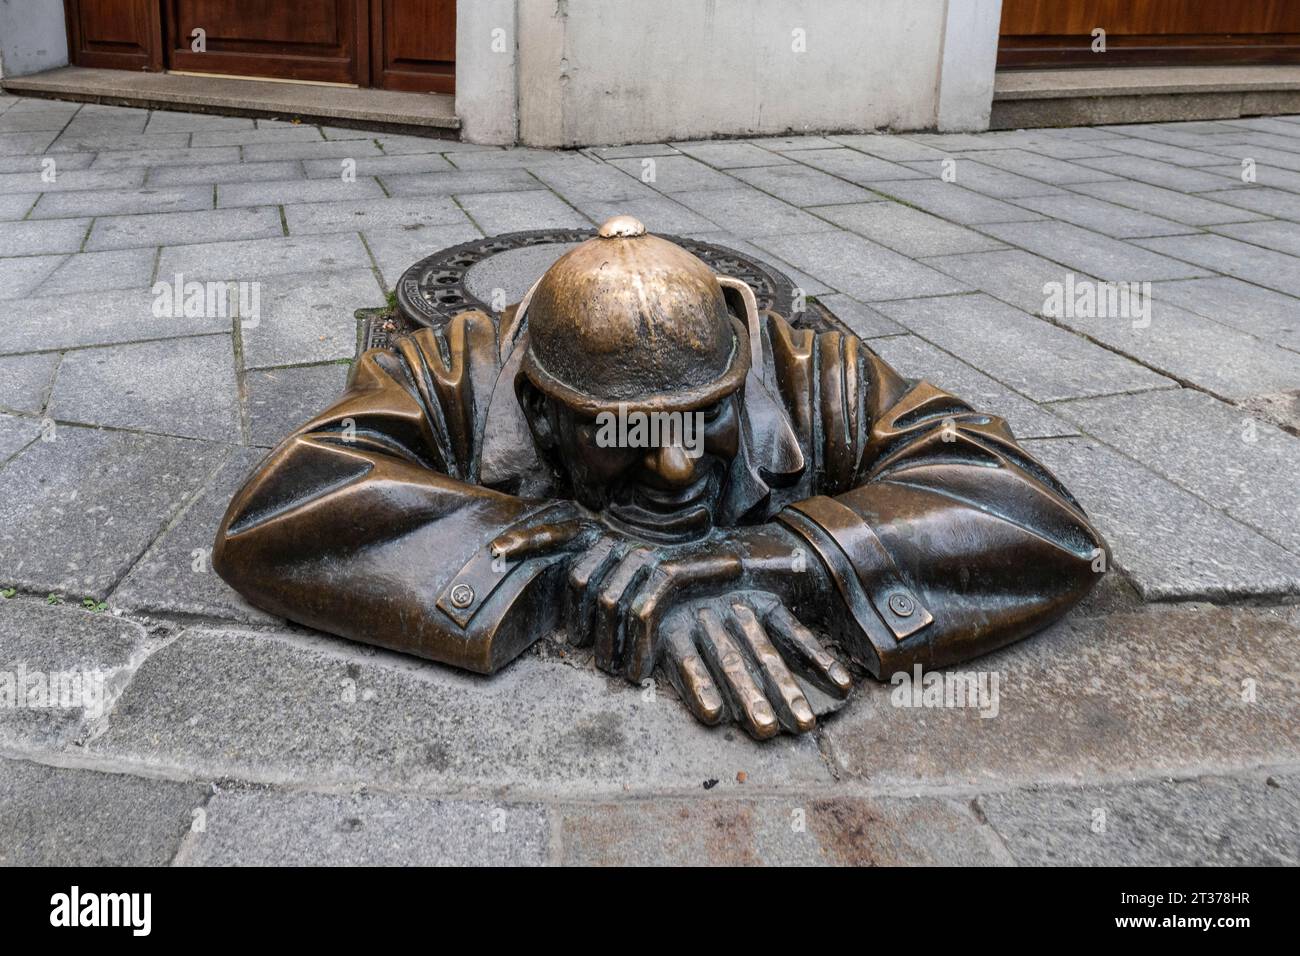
[659,592,852,739]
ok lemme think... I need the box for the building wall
[457,0,1004,147]
[0,0,69,78]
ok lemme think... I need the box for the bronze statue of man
[214,216,1106,739]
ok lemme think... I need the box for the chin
[602,472,721,543]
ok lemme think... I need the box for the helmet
[520,216,749,414]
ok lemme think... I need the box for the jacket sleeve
[213,312,576,673]
[767,314,1107,676]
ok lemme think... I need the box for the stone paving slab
[1007,192,1196,239]
[874,294,1173,402]
[0,193,36,220]
[1053,389,1300,555]
[0,167,144,194]
[177,789,548,866]
[0,218,90,256]
[1025,438,1300,599]
[813,201,1007,257]
[0,414,41,464]
[283,195,469,236]
[87,205,283,252]
[0,758,206,866]
[980,221,1210,281]
[2,288,230,355]
[147,160,306,187]
[823,603,1300,789]
[32,183,217,221]
[89,627,834,793]
[36,247,157,298]
[0,427,228,596]
[0,253,61,299]
[729,163,883,207]
[977,772,1299,865]
[1148,276,1300,352]
[1066,179,1267,226]
[246,363,350,448]
[1198,185,1300,220]
[240,269,383,370]
[672,187,834,239]
[157,232,369,283]
[1135,233,1300,297]
[753,231,971,302]
[0,353,59,413]
[555,795,1003,866]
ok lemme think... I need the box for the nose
[644,444,697,488]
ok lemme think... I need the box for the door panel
[163,0,364,84]
[64,0,163,70]
[371,0,456,93]
[1000,0,1300,69]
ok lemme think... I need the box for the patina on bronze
[214,216,1107,740]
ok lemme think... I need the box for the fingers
[490,518,594,564]
[728,602,815,734]
[765,603,853,699]
[696,607,780,740]
[564,536,621,647]
[593,547,656,671]
[660,613,725,725]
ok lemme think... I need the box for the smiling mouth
[605,473,717,541]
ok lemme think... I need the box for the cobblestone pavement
[1,96,1297,865]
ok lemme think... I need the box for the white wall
[0,0,68,79]
[462,0,1002,147]
[455,0,519,145]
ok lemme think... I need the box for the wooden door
[371,0,456,93]
[1000,1,1300,69]
[64,0,163,71]
[162,0,366,84]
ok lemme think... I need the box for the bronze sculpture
[214,216,1107,739]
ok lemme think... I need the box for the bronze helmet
[520,216,750,415]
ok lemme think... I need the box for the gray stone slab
[528,161,659,203]
[1055,389,1300,554]
[0,218,89,256]
[49,335,240,443]
[1202,162,1300,192]
[608,155,739,193]
[32,184,213,219]
[0,109,78,132]
[380,168,539,198]
[0,153,94,176]
[50,131,189,153]
[745,135,841,151]
[728,163,881,207]
[1,288,228,354]
[0,132,60,156]
[158,232,369,283]
[241,269,380,369]
[982,221,1210,281]
[1069,180,1268,226]
[0,603,148,749]
[364,220,484,289]
[1135,233,1300,297]
[463,243,580,305]
[586,143,682,160]
[446,148,588,170]
[1212,219,1300,257]
[146,160,306,187]
[1008,192,1194,239]
[867,179,1045,224]
[957,148,1119,185]
[1150,276,1300,352]
[283,195,469,237]
[1085,136,1234,167]
[454,189,591,233]
[794,148,928,183]
[246,363,350,447]
[816,294,905,338]
[0,254,62,300]
[673,187,835,239]
[112,446,281,625]
[823,602,1300,787]
[978,773,1300,865]
[569,195,716,235]
[35,247,157,296]
[1027,437,1300,598]
[828,135,950,162]
[557,796,1001,866]
[191,126,325,148]
[812,202,1006,257]
[1046,295,1300,401]
[1197,186,1300,221]
[752,231,970,302]
[0,427,228,595]
[900,159,1066,199]
[0,758,205,865]
[179,790,548,866]
[372,133,487,155]
[0,413,41,464]
[218,177,385,208]
[91,146,242,170]
[89,627,834,792]
[0,353,59,413]
[671,142,794,169]
[874,294,1173,402]
[145,111,255,132]
[0,167,144,195]
[87,205,283,252]
[1075,155,1243,192]
[0,193,36,220]
[868,334,1077,439]
[685,231,834,296]
[242,139,383,163]
[301,152,455,179]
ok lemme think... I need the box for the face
[526,388,743,542]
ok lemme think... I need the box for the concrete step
[1,65,459,138]
[991,65,1300,130]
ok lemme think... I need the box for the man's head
[518,217,749,541]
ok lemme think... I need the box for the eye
[700,401,726,423]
